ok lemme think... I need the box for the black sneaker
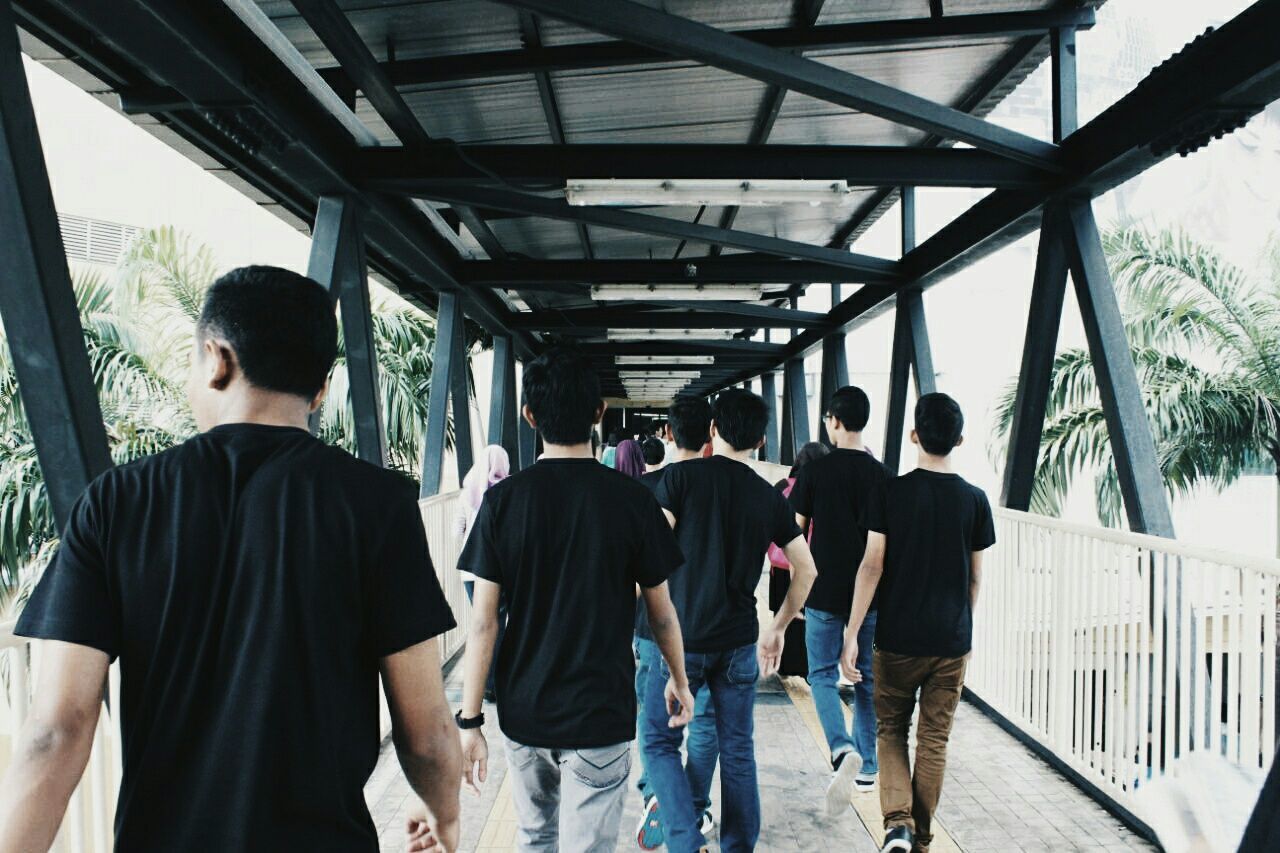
[881,825,913,853]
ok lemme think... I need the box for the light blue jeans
[806,607,877,774]
[633,637,717,813]
[504,739,631,852]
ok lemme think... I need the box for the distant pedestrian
[616,438,647,479]
[603,430,621,467]
[456,444,512,701]
[640,436,667,473]
[841,393,995,853]
[766,441,829,677]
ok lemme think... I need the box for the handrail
[995,506,1280,575]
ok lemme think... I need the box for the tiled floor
[364,662,1157,852]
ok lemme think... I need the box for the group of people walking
[0,266,994,853]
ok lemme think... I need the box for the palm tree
[992,226,1280,534]
[0,227,447,614]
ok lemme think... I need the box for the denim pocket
[727,644,760,685]
[507,741,540,770]
[567,743,631,789]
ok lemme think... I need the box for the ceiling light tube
[591,284,765,301]
[618,371,701,379]
[616,355,714,365]
[608,329,737,341]
[566,179,853,207]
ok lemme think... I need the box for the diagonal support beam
[1062,198,1173,536]
[307,195,387,466]
[414,185,901,282]
[499,0,1060,169]
[420,291,473,496]
[779,356,811,466]
[883,188,935,473]
[0,6,113,528]
[488,335,520,464]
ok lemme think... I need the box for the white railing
[419,490,469,664]
[969,508,1279,822]
[0,620,122,853]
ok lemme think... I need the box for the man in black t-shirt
[790,386,890,815]
[840,393,996,853]
[456,348,694,850]
[644,389,817,853]
[0,267,461,852]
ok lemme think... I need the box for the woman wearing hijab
[455,444,511,700]
[766,441,830,676]
[615,438,647,480]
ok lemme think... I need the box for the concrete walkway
[364,663,1156,852]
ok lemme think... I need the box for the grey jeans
[504,738,632,852]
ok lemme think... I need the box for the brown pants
[873,650,967,853]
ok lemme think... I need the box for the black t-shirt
[789,448,891,617]
[864,469,996,658]
[458,458,681,748]
[655,455,802,653]
[634,468,668,639]
[15,424,455,852]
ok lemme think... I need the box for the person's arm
[839,532,886,681]
[641,583,695,727]
[383,638,462,853]
[0,641,108,853]
[794,512,809,534]
[458,579,500,796]
[758,535,817,678]
[969,550,984,613]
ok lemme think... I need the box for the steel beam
[816,333,849,445]
[0,6,112,528]
[460,256,853,286]
[761,369,780,463]
[488,335,520,465]
[1062,199,1173,536]
[414,185,901,282]
[420,291,473,496]
[314,7,1094,89]
[882,297,912,475]
[499,0,1060,169]
[307,195,387,465]
[882,187,934,472]
[509,307,828,331]
[359,144,1050,191]
[779,357,810,466]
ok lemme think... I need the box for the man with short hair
[0,266,462,852]
[841,393,996,853]
[456,348,695,852]
[634,397,719,850]
[640,436,667,474]
[791,385,890,815]
[644,389,818,853]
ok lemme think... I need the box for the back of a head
[640,436,665,467]
[827,385,871,433]
[615,439,646,479]
[668,395,712,451]
[712,388,769,451]
[914,392,964,456]
[791,441,830,476]
[522,348,601,445]
[197,265,336,399]
[607,430,621,447]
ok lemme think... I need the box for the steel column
[420,291,473,496]
[1062,199,1174,536]
[883,187,935,472]
[816,333,849,445]
[883,298,912,475]
[307,195,387,466]
[0,8,112,528]
[1000,204,1069,509]
[488,335,520,465]
[780,357,810,466]
[760,370,780,463]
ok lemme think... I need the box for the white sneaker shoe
[825,750,862,818]
[854,772,878,794]
[697,810,715,836]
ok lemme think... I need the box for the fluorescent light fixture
[616,355,714,365]
[566,179,853,207]
[608,329,737,341]
[591,284,765,301]
[618,371,701,380]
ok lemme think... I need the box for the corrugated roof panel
[398,78,555,144]
[817,1,932,23]
[537,0,797,47]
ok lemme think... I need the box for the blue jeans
[805,608,877,774]
[633,637,717,813]
[643,644,760,853]
[463,580,506,695]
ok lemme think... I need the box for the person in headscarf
[455,444,511,700]
[615,438,646,480]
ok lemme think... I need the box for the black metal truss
[314,8,1095,90]
[459,256,861,287]
[357,144,1052,191]
[498,0,1060,169]
[420,290,474,496]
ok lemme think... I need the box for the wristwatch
[455,709,485,730]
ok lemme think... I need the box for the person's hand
[758,624,785,679]
[461,728,489,796]
[664,676,696,728]
[405,806,460,852]
[839,631,863,683]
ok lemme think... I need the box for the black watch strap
[455,709,485,730]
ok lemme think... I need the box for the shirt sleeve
[653,463,682,515]
[863,481,889,534]
[971,489,997,551]
[367,491,457,657]
[458,493,503,584]
[770,487,804,548]
[14,481,121,660]
[631,495,684,588]
[789,467,813,516]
